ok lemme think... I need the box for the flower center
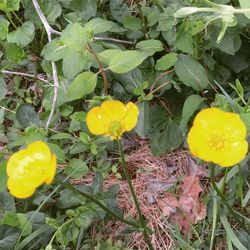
[207,133,227,150]
[109,121,122,139]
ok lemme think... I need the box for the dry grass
[72,140,207,249]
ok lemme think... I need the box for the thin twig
[32,0,60,129]
[87,44,109,95]
[0,70,52,85]
[93,36,136,45]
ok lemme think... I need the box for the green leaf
[180,95,205,133]
[85,18,115,34]
[0,161,7,192]
[7,21,35,47]
[0,78,7,101]
[16,213,32,236]
[98,49,123,65]
[48,143,66,163]
[91,172,103,194]
[0,18,9,40]
[64,159,89,178]
[136,39,163,56]
[0,0,20,12]
[109,50,147,74]
[110,0,130,23]
[123,16,143,31]
[62,50,94,79]
[149,106,183,155]
[155,52,177,71]
[16,104,42,128]
[0,226,19,250]
[68,71,97,101]
[41,39,69,61]
[175,54,209,91]
[0,191,16,217]
[69,0,97,21]
[135,101,151,138]
[239,0,250,18]
[61,23,89,52]
[60,221,79,242]
[220,215,248,250]
[240,113,250,132]
[6,43,25,62]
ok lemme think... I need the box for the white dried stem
[32,0,60,129]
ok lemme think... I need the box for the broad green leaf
[0,19,9,40]
[155,52,177,71]
[135,101,150,138]
[41,39,69,61]
[98,49,123,65]
[0,0,20,12]
[61,23,89,52]
[180,95,205,133]
[85,18,115,34]
[123,16,143,31]
[110,0,130,23]
[149,106,183,155]
[0,161,7,192]
[0,227,19,250]
[16,213,32,236]
[48,143,66,163]
[239,0,250,18]
[69,0,97,21]
[0,78,7,101]
[16,104,42,128]
[175,54,209,91]
[64,159,89,178]
[0,191,16,217]
[157,7,177,32]
[109,50,147,74]
[92,172,103,194]
[68,72,97,101]
[6,43,25,62]
[62,50,94,79]
[7,21,35,47]
[60,220,79,242]
[136,39,163,56]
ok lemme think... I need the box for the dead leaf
[157,192,179,216]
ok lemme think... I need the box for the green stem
[210,165,249,234]
[12,11,23,24]
[117,140,154,250]
[6,12,17,29]
[55,179,139,229]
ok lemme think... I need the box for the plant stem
[6,12,17,29]
[55,179,139,229]
[117,140,154,250]
[210,165,249,234]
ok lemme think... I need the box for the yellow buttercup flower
[86,100,139,140]
[7,141,57,199]
[187,108,248,167]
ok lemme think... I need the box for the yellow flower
[86,100,139,140]
[7,141,57,199]
[187,108,248,167]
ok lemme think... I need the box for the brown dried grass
[72,140,206,249]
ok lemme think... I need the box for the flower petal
[45,154,57,184]
[123,102,139,131]
[101,100,127,121]
[7,178,36,199]
[86,106,110,135]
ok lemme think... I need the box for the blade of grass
[220,215,248,250]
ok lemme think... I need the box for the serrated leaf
[7,21,35,47]
[68,71,97,101]
[61,23,89,52]
[136,39,163,56]
[175,54,209,91]
[16,104,42,128]
[109,50,147,73]
[155,52,177,71]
